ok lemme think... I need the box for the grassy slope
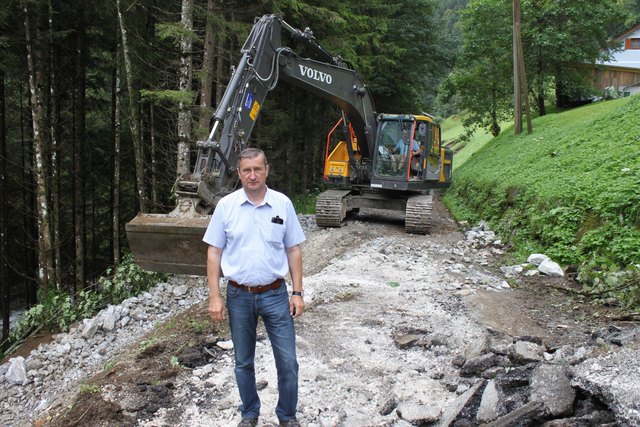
[444,96,640,272]
[441,115,503,169]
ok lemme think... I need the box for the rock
[496,364,535,391]
[500,265,523,277]
[567,346,592,365]
[216,340,233,350]
[379,396,398,416]
[5,357,28,386]
[102,313,118,331]
[511,341,544,364]
[81,318,100,339]
[527,254,549,266]
[530,364,575,417]
[538,259,564,277]
[172,285,189,297]
[439,380,485,426]
[572,348,640,426]
[485,400,545,427]
[452,354,466,368]
[477,379,502,423]
[609,329,639,346]
[463,337,488,360]
[394,334,420,349]
[460,354,499,376]
[396,401,441,424]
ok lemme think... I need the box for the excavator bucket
[125,213,211,276]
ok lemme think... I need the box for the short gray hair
[238,147,268,167]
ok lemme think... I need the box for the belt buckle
[247,285,259,293]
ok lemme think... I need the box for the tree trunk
[48,0,62,289]
[0,71,9,350]
[24,2,54,289]
[490,85,501,137]
[19,78,37,306]
[215,35,225,106]
[150,102,158,210]
[176,0,194,177]
[74,0,87,291]
[117,0,147,213]
[112,44,121,267]
[198,0,215,137]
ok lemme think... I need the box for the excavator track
[404,194,433,235]
[315,189,351,228]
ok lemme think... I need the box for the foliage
[6,255,167,350]
[441,0,627,136]
[79,383,102,394]
[445,96,640,308]
[292,192,318,215]
[521,0,624,111]
[439,0,514,138]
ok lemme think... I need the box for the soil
[38,194,625,427]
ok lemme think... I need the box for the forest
[1,0,639,351]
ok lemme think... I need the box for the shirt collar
[240,186,272,207]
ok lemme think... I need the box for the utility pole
[513,0,532,134]
[513,0,522,134]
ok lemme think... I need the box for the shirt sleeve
[283,201,306,248]
[202,201,227,249]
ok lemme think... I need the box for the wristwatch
[292,291,304,297]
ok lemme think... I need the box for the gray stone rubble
[0,276,208,426]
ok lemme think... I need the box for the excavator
[126,14,453,276]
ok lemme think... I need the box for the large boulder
[530,364,575,417]
[572,348,640,426]
[5,357,28,386]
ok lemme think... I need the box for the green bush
[5,254,167,356]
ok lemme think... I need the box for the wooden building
[592,22,640,96]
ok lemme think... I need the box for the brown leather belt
[227,278,283,293]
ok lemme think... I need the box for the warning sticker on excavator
[244,91,254,110]
[249,100,261,121]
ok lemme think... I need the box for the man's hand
[208,295,226,321]
[290,295,304,319]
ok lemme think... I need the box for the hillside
[445,96,640,308]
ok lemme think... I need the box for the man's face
[238,155,269,192]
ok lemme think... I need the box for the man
[203,147,305,427]
[392,129,420,173]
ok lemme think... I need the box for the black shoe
[238,418,258,427]
[279,418,301,427]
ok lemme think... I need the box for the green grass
[445,96,640,307]
[441,115,508,169]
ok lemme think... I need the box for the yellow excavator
[126,14,452,276]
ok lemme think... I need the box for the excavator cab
[371,115,452,188]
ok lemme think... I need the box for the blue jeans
[227,282,298,420]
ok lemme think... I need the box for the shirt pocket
[268,223,286,248]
